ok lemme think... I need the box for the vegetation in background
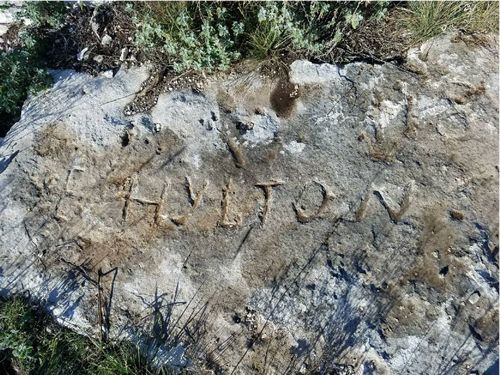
[0,297,173,375]
[0,50,51,116]
[130,2,245,72]
[0,1,69,134]
[20,1,67,29]
[401,1,499,44]
[1,0,498,135]
[131,1,390,72]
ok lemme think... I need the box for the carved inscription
[65,167,413,230]
[220,177,242,228]
[118,175,141,222]
[168,177,208,226]
[354,191,370,222]
[119,176,209,227]
[255,180,284,225]
[155,182,168,226]
[374,181,414,223]
[355,181,415,223]
[293,181,336,223]
[55,165,86,221]
[226,137,246,168]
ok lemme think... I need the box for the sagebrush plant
[131,2,245,72]
[247,2,356,58]
[131,1,391,72]
[0,297,174,374]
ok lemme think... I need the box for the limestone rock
[0,33,498,374]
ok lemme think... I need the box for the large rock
[0,33,498,374]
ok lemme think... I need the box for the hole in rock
[121,132,130,147]
[439,265,449,276]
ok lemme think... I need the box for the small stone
[101,70,114,79]
[77,47,89,61]
[449,209,464,221]
[450,94,465,104]
[254,107,265,115]
[93,55,104,64]
[90,7,100,36]
[119,47,128,61]
[236,121,254,134]
[435,123,447,137]
[154,123,162,133]
[101,34,112,46]
[468,291,481,304]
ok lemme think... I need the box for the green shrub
[132,2,245,72]
[0,297,173,375]
[0,50,51,116]
[0,1,390,133]
[247,1,391,59]
[0,298,38,371]
[0,297,92,373]
[19,1,68,29]
[132,1,390,72]
[0,1,71,134]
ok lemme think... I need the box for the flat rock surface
[0,33,498,374]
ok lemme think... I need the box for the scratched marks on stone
[54,161,415,232]
[24,121,418,277]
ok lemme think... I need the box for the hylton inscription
[63,164,413,230]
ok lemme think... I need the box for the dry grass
[400,1,499,44]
